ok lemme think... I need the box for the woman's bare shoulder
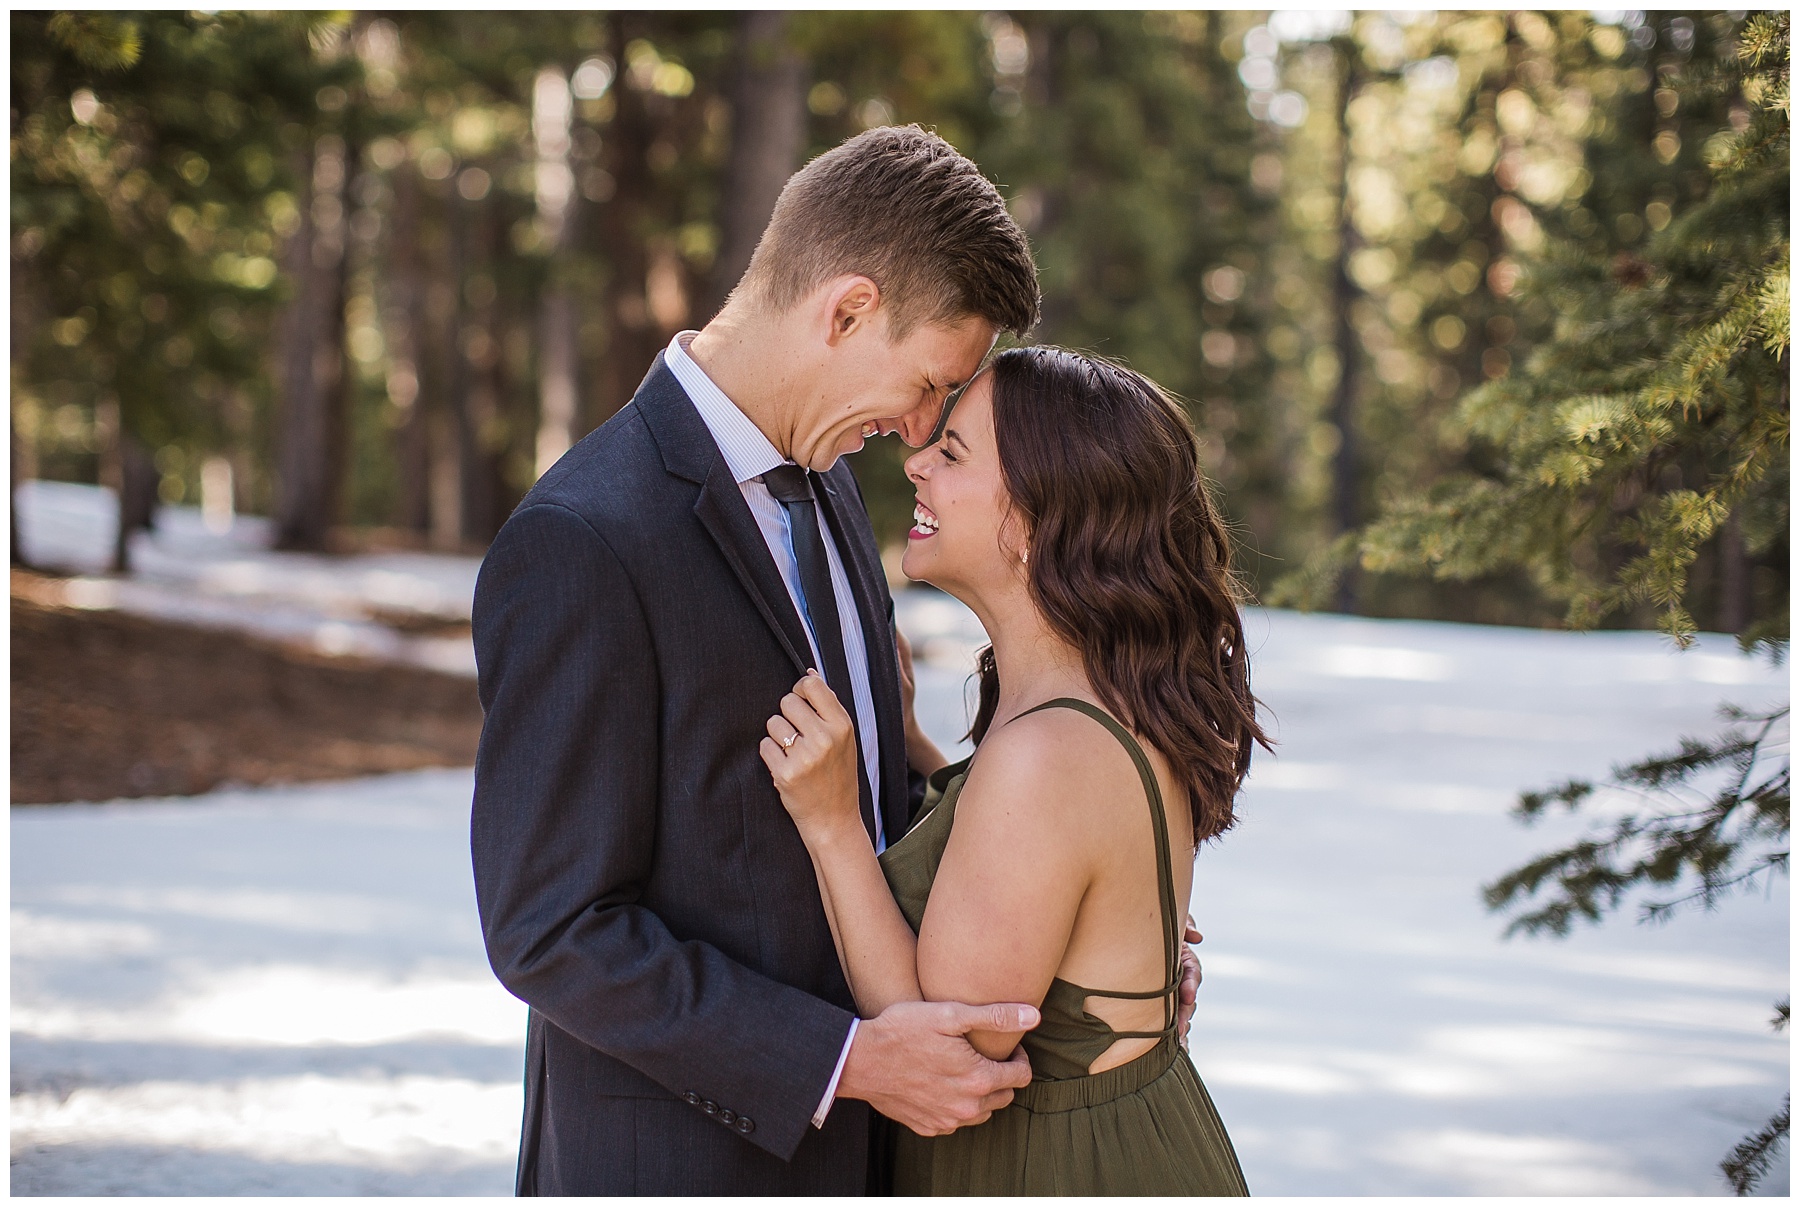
[957,702,1140,830]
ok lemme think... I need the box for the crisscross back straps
[1016,697,1183,1033]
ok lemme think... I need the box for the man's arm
[895,626,950,777]
[470,502,853,1161]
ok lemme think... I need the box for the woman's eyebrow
[944,429,971,451]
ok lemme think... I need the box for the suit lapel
[637,353,908,837]
[692,465,814,677]
[635,355,812,677]
[816,464,911,843]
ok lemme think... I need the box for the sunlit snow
[11,482,1788,1195]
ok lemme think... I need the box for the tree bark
[1328,37,1363,615]
[451,189,503,546]
[595,12,670,423]
[275,135,353,551]
[704,11,808,320]
[97,398,157,575]
[111,434,157,574]
[387,165,430,535]
[12,418,29,568]
[534,66,581,479]
[428,185,464,553]
[1717,512,1749,635]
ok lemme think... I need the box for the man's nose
[897,398,942,447]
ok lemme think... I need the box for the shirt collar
[666,331,787,486]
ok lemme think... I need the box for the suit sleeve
[470,501,855,1161]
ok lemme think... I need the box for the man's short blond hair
[738,125,1040,339]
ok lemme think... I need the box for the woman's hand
[760,670,864,842]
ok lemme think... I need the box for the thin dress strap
[1015,697,1183,1035]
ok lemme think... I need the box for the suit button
[682,1092,700,1105]
[701,1099,718,1115]
[719,1108,736,1124]
[736,1116,755,1135]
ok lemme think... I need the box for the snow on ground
[902,595,1789,1197]
[14,480,480,675]
[12,770,521,1195]
[10,481,1791,1195]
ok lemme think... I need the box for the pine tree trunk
[534,66,581,479]
[1717,512,1749,635]
[537,289,577,474]
[428,186,464,553]
[1329,38,1363,614]
[596,12,669,423]
[387,166,430,536]
[111,434,157,574]
[98,399,157,575]
[275,135,353,552]
[452,188,502,546]
[705,11,807,320]
[12,418,30,569]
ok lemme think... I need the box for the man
[471,126,1044,1195]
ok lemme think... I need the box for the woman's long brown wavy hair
[967,345,1271,847]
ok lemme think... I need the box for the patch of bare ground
[11,569,483,805]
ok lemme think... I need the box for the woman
[760,346,1266,1194]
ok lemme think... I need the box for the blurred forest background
[10,8,1789,644]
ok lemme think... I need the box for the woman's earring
[1020,548,1029,566]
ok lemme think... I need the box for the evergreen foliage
[1323,12,1788,648]
[1484,703,1789,936]
[1486,701,1790,1193]
[12,12,351,492]
[1721,1069,1788,1194]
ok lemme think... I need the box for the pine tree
[1346,12,1787,649]
[1486,701,1790,1193]
[1411,14,1791,1192]
[12,12,355,537]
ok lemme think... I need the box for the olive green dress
[877,698,1249,1196]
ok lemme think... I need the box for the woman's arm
[761,672,926,1018]
[913,715,1095,1060]
[763,680,1092,1063]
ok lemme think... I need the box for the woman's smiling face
[900,371,1024,599]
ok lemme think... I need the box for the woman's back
[878,698,1247,1194]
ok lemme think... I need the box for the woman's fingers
[779,690,824,739]
[792,670,852,729]
[766,714,799,749]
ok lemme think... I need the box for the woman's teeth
[912,505,939,534]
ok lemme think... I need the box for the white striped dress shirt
[664,331,879,1127]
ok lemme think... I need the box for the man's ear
[824,275,882,346]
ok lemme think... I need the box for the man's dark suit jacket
[470,354,915,1195]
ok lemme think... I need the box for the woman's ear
[996,504,1031,573]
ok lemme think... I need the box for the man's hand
[836,999,1038,1136]
[1176,915,1203,1050]
[894,627,948,775]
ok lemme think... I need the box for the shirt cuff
[811,1017,858,1128]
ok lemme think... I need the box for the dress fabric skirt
[892,1034,1248,1196]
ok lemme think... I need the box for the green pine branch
[1308,12,1791,649]
[1484,705,1789,938]
[1721,1094,1789,1195]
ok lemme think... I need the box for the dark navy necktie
[761,464,877,843]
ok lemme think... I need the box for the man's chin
[824,434,865,467]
